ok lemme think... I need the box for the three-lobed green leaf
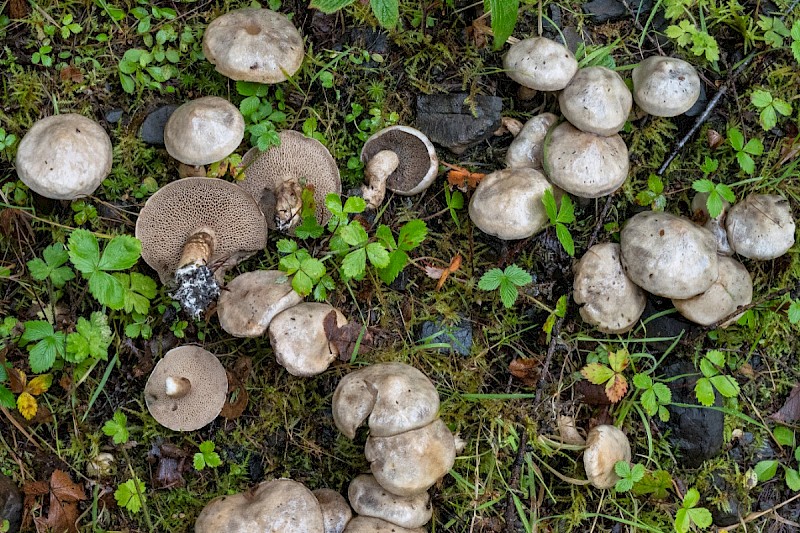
[20,321,66,373]
[115,478,146,514]
[27,244,75,288]
[478,265,532,308]
[194,440,222,470]
[102,411,129,445]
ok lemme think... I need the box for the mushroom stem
[177,231,215,269]
[361,150,399,210]
[178,163,207,178]
[274,180,304,231]
[165,376,191,399]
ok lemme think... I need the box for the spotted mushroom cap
[505,113,559,170]
[163,97,245,166]
[268,302,346,377]
[725,194,796,260]
[15,114,112,200]
[135,177,267,284]
[202,8,304,84]
[348,474,432,530]
[313,489,353,533]
[672,255,753,326]
[360,126,438,196]
[144,346,228,432]
[558,67,632,136]
[217,270,302,338]
[503,37,578,91]
[583,425,631,489]
[632,56,701,117]
[343,517,425,533]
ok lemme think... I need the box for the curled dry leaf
[323,311,373,361]
[770,384,800,423]
[706,129,724,149]
[425,254,462,291]
[443,162,486,191]
[508,358,540,387]
[574,380,614,405]
[46,470,86,533]
[148,442,188,489]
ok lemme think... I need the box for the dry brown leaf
[508,358,539,387]
[220,369,248,420]
[47,491,80,533]
[49,470,86,503]
[574,381,613,405]
[59,65,83,84]
[323,311,373,361]
[22,480,48,496]
[779,138,800,165]
[467,17,492,48]
[8,368,25,394]
[770,384,800,423]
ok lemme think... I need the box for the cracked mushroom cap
[195,479,325,533]
[584,425,631,489]
[163,97,245,166]
[542,122,629,198]
[349,475,432,530]
[725,194,796,260]
[503,37,578,91]
[135,177,267,284]
[332,362,440,440]
[145,346,228,432]
[343,517,425,533]
[217,270,302,337]
[505,113,559,170]
[573,243,646,334]
[268,302,346,377]
[559,67,632,136]
[620,211,719,299]
[313,489,353,533]
[360,126,438,196]
[632,56,701,117]
[16,113,112,200]
[672,255,753,326]
[468,167,555,240]
[202,8,304,84]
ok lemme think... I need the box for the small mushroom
[672,255,753,326]
[15,114,112,200]
[163,97,245,166]
[313,489,353,533]
[725,194,796,260]
[632,56,701,117]
[559,67,632,136]
[583,425,631,489]
[503,37,578,91]
[348,475,432,529]
[144,346,228,432]
[87,452,115,478]
[343,517,425,533]
[691,192,733,256]
[202,8,304,84]
[505,113,559,170]
[217,270,302,338]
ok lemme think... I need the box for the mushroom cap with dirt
[163,96,245,166]
[725,193,796,260]
[503,37,578,91]
[632,56,701,117]
[672,255,753,326]
[217,270,302,338]
[202,8,304,84]
[468,167,556,240]
[620,211,719,299]
[542,122,629,198]
[505,112,559,170]
[584,425,632,489]
[573,243,646,334]
[348,474,432,530]
[238,130,341,232]
[558,66,632,136]
[343,517,425,533]
[144,346,228,432]
[313,489,353,533]
[195,478,325,533]
[15,113,112,200]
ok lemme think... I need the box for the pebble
[139,104,178,146]
[415,93,502,154]
[418,317,473,356]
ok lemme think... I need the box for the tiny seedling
[581,347,630,403]
[694,350,740,407]
[614,461,645,492]
[788,299,800,324]
[443,185,465,227]
[193,441,222,471]
[102,411,130,445]
[635,174,666,211]
[665,20,720,62]
[633,373,672,422]
[542,189,575,256]
[310,0,400,30]
[65,312,112,364]
[478,264,532,309]
[27,244,75,288]
[692,157,734,219]
[0,127,16,153]
[237,81,286,151]
[751,89,793,130]
[674,488,712,533]
[727,127,763,175]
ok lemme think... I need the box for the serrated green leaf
[366,242,390,268]
[614,460,631,477]
[705,350,725,369]
[632,470,671,499]
[695,377,715,406]
[743,137,764,155]
[792,40,800,63]
[788,300,800,324]
[478,268,504,291]
[21,321,55,343]
[647,174,664,194]
[692,179,714,193]
[683,488,700,508]
[378,249,408,284]
[276,239,298,254]
[658,405,670,422]
[615,478,633,492]
[0,386,15,409]
[299,257,326,281]
[737,152,755,174]
[310,0,357,14]
[773,425,795,447]
[608,349,629,373]
[555,223,574,256]
[499,280,519,308]
[98,235,141,271]
[632,373,652,389]
[115,478,146,513]
[89,271,126,310]
[292,271,313,296]
[193,453,206,470]
[706,191,724,218]
[687,507,712,528]
[581,363,615,385]
[630,463,645,482]
[727,127,744,150]
[239,95,261,117]
[342,248,366,279]
[774,98,792,116]
[485,0,519,49]
[674,508,690,533]
[653,382,672,403]
[760,106,778,130]
[68,229,100,274]
[503,264,532,287]
[28,332,65,373]
[717,184,735,204]
[325,194,344,216]
[339,222,368,246]
[542,188,558,224]
[556,195,575,224]
[375,225,397,249]
[397,219,427,251]
[343,195,367,214]
[710,374,740,398]
[27,258,51,281]
[102,411,129,445]
[640,388,658,416]
[786,468,800,491]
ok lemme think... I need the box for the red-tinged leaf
[435,255,462,291]
[8,368,25,394]
[605,374,629,403]
[771,384,800,423]
[581,363,615,386]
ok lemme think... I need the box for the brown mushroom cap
[503,37,578,91]
[360,126,438,196]
[268,302,346,377]
[505,113,559,170]
[313,489,353,533]
[16,113,112,200]
[542,122,629,198]
[217,270,302,337]
[620,211,719,299]
[632,56,701,117]
[348,475,432,529]
[144,346,228,432]
[135,177,267,284]
[583,425,631,489]
[343,517,425,533]
[672,255,753,326]
[725,194,796,260]
[202,8,304,84]
[573,243,646,334]
[559,67,632,136]
[332,362,440,440]
[163,97,245,166]
[195,479,325,533]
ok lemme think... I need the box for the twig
[503,428,529,533]
[702,286,791,331]
[586,195,614,252]
[534,307,567,405]
[742,490,800,524]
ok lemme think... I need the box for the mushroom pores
[559,66,632,136]
[632,56,701,117]
[503,37,578,91]
[583,425,631,489]
[360,126,438,196]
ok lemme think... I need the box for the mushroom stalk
[172,230,221,318]
[361,150,399,210]
[178,231,215,269]
[274,180,304,231]
[165,376,191,399]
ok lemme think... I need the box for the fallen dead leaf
[443,162,486,191]
[59,65,84,84]
[779,138,800,165]
[574,381,613,405]
[770,384,800,423]
[508,358,540,387]
[604,374,629,403]
[220,369,248,420]
[425,255,462,291]
[50,469,86,503]
[45,470,86,533]
[324,311,373,361]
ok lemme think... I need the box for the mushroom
[238,130,341,231]
[573,243,646,333]
[632,56,701,117]
[542,122,629,198]
[135,177,267,317]
[163,96,245,166]
[86,452,115,478]
[348,475,432,529]
[217,270,302,338]
[268,302,347,377]
[505,113,559,170]
[583,425,631,489]
[672,255,753,326]
[691,192,733,256]
[620,211,719,299]
[468,167,556,240]
[559,67,632,136]
[503,37,578,91]
[15,113,112,200]
[144,346,228,432]
[202,8,304,84]
[343,517,425,533]
[195,479,325,533]
[313,489,353,533]
[725,194,796,260]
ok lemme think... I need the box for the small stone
[685,84,707,117]
[583,0,654,23]
[105,108,123,124]
[416,94,502,154]
[139,104,178,146]
[0,475,22,533]
[418,317,472,356]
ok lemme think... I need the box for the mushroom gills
[170,230,221,318]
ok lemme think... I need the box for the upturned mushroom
[672,255,753,326]
[505,113,559,170]
[144,346,228,432]
[725,194,796,260]
[217,270,302,338]
[163,96,245,166]
[15,113,112,200]
[559,66,632,136]
[632,56,701,117]
[313,489,353,533]
[343,517,425,533]
[503,37,578,91]
[348,475,432,529]
[583,425,631,489]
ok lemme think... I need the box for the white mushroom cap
[360,126,438,196]
[620,211,719,299]
[195,479,325,533]
[217,270,302,337]
[343,517,425,533]
[163,96,245,166]
[313,489,353,533]
[632,56,701,117]
[542,122,629,198]
[726,194,796,260]
[503,37,578,91]
[348,475,432,529]
[268,302,346,377]
[505,113,559,170]
[15,114,112,200]
[672,255,753,326]
[202,8,304,84]
[573,243,646,333]
[559,67,632,136]
[583,425,631,489]
[468,167,555,240]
